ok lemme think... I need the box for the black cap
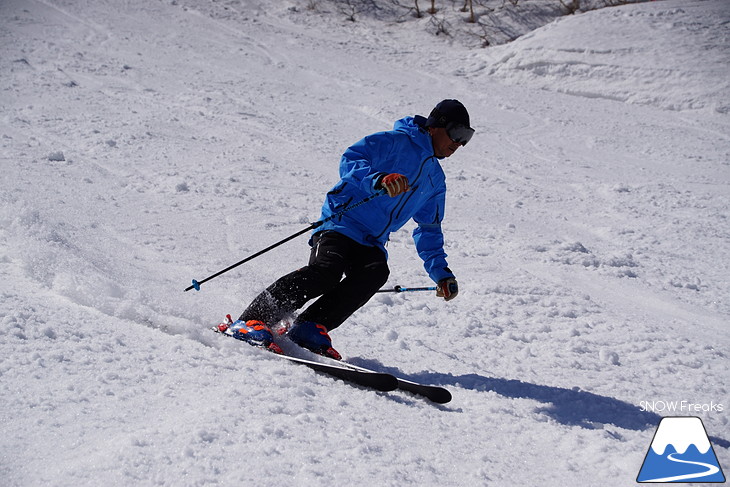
[425,99,470,128]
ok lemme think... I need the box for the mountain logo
[637,416,726,483]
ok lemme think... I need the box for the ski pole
[376,285,437,293]
[185,190,386,292]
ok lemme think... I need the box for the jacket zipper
[374,154,434,240]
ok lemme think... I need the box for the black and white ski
[270,352,399,392]
[212,326,397,391]
[212,326,451,403]
[396,377,452,404]
[341,362,452,404]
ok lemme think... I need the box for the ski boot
[287,321,341,360]
[217,315,283,354]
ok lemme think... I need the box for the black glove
[436,277,458,301]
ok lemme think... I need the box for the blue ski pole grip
[192,279,200,291]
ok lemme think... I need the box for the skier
[226,99,475,359]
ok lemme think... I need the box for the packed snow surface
[1,0,728,485]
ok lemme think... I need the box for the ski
[341,362,452,404]
[212,326,398,392]
[272,353,399,392]
[394,377,452,404]
[212,324,451,402]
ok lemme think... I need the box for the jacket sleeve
[412,189,454,283]
[339,132,395,194]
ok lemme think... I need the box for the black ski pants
[238,231,389,331]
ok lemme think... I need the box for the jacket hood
[393,116,433,153]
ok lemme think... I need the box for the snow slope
[1,0,728,485]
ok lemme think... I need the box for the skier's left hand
[436,277,458,301]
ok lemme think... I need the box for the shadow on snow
[434,372,730,447]
[346,357,730,447]
[441,372,661,430]
[351,357,707,437]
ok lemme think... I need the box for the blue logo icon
[637,416,726,483]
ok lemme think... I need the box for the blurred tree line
[300,0,650,47]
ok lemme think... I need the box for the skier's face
[430,127,462,158]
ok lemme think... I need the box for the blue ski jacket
[315,116,454,284]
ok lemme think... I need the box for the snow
[479,1,730,112]
[1,0,728,485]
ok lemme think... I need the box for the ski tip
[431,389,452,404]
[191,279,200,291]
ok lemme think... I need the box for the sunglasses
[445,121,475,146]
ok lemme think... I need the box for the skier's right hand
[378,173,410,197]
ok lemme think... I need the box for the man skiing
[226,99,474,359]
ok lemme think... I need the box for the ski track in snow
[1,0,729,485]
